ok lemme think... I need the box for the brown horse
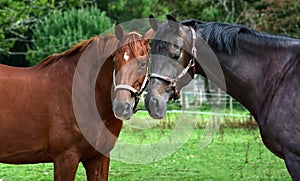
[0,24,152,180]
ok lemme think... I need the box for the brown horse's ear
[115,23,125,42]
[149,14,158,32]
[166,15,179,32]
[143,28,155,43]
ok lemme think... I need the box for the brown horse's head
[112,24,154,120]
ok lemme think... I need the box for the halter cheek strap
[190,26,197,74]
[113,68,149,112]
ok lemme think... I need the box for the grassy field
[0,127,291,180]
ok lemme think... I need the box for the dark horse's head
[145,15,197,119]
[112,24,153,120]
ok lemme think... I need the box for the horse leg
[83,154,110,181]
[53,152,80,181]
[284,149,300,181]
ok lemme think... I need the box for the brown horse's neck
[95,56,115,120]
[31,47,116,121]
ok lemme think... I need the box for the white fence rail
[139,90,251,118]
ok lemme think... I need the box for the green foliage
[27,5,114,65]
[107,0,169,22]
[1,0,300,66]
[160,0,300,37]
[253,0,300,37]
[160,0,249,23]
[201,6,220,21]
[0,0,52,55]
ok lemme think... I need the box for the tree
[104,0,169,22]
[158,0,250,23]
[0,1,52,55]
[27,5,114,65]
[252,0,300,37]
[0,0,93,66]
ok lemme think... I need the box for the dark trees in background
[1,0,299,66]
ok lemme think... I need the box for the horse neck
[196,32,300,119]
[95,56,115,119]
[36,49,115,119]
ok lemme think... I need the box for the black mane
[180,20,251,55]
[180,20,300,55]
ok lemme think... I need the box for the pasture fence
[134,89,255,130]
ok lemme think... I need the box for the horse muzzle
[145,94,168,119]
[113,99,134,120]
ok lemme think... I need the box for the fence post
[181,91,189,110]
[216,88,221,105]
[230,96,233,114]
[199,89,202,106]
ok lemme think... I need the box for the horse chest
[258,75,300,157]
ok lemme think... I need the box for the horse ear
[166,15,179,32]
[166,15,177,22]
[115,23,125,42]
[143,28,155,43]
[149,14,158,32]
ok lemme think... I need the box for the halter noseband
[113,68,149,113]
[149,26,197,100]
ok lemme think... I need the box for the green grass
[0,128,291,181]
[125,110,254,129]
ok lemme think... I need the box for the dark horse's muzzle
[144,78,170,119]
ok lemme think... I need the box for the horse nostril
[113,100,134,120]
[147,96,166,119]
[125,102,131,112]
[150,97,159,110]
[153,98,159,107]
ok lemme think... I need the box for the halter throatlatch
[113,68,149,113]
[149,26,197,100]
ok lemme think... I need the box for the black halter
[149,26,197,100]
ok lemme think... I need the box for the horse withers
[145,15,300,180]
[0,24,151,181]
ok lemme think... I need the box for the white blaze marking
[124,52,129,61]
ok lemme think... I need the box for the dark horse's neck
[183,20,300,120]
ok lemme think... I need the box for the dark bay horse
[145,15,300,180]
[0,24,151,180]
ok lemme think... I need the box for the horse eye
[172,53,180,60]
[170,44,181,60]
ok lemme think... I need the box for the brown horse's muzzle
[113,96,135,120]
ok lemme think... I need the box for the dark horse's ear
[166,15,179,32]
[149,14,158,32]
[115,23,125,42]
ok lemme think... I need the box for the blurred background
[1,0,299,67]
